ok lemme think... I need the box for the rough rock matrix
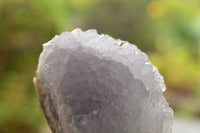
[33,28,173,133]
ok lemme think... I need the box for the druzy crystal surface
[34,29,173,133]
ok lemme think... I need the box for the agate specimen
[33,29,173,133]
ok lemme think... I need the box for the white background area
[173,118,200,133]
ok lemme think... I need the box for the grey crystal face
[56,50,147,133]
[35,29,173,133]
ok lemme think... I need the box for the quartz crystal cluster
[33,28,173,133]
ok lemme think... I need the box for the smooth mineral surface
[33,28,173,133]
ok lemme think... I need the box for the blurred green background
[0,0,200,132]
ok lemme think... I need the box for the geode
[33,28,173,133]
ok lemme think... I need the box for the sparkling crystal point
[34,28,173,133]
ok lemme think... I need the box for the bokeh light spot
[147,0,165,18]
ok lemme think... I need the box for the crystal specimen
[33,28,173,133]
